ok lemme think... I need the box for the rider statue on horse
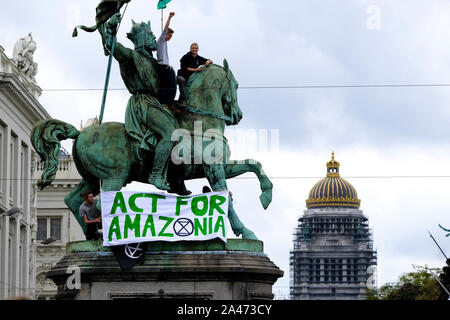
[102,13,178,193]
[31,2,273,241]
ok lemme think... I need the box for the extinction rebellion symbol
[173,218,194,236]
[124,243,143,259]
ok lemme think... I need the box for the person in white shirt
[157,12,176,109]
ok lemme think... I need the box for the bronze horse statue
[31,61,273,240]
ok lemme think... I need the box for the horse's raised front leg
[225,159,273,209]
[203,164,258,240]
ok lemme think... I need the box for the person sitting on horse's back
[177,43,213,104]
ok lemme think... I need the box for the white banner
[101,190,229,246]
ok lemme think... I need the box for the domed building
[290,153,377,300]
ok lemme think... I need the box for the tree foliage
[366,265,443,300]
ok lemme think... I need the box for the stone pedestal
[47,239,283,300]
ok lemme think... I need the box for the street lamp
[1,207,20,217]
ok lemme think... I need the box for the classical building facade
[35,148,84,299]
[290,153,377,300]
[0,38,50,299]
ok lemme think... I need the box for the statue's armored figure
[101,13,176,191]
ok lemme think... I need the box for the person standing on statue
[100,13,177,191]
[157,12,177,109]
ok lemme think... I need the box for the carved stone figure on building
[12,33,38,82]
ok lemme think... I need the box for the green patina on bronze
[66,238,263,254]
[31,6,273,243]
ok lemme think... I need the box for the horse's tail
[31,119,80,190]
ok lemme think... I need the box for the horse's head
[127,19,157,57]
[185,59,243,126]
[221,59,243,126]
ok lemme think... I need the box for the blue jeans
[157,65,176,105]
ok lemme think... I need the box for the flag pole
[99,3,129,125]
[433,274,450,299]
[428,230,449,260]
[161,8,164,32]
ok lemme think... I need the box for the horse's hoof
[241,228,258,240]
[178,189,192,196]
[168,188,192,196]
[259,190,272,209]
[148,176,170,191]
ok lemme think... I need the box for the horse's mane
[186,64,224,89]
[184,61,242,126]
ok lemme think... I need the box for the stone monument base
[47,239,283,300]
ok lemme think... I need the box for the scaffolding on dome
[289,213,377,300]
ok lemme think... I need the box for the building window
[37,219,47,240]
[0,124,3,198]
[51,218,61,240]
[10,133,18,203]
[37,217,62,241]
[20,143,28,208]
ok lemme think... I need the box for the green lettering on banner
[110,192,127,214]
[108,216,122,241]
[191,196,208,216]
[214,215,226,237]
[175,197,190,216]
[142,215,156,237]
[124,214,141,238]
[194,218,207,236]
[208,216,213,233]
[144,194,166,212]
[129,193,144,212]
[158,216,174,237]
[209,195,226,216]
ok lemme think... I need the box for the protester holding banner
[80,190,102,240]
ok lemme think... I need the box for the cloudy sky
[2,0,450,296]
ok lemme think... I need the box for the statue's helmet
[127,20,157,52]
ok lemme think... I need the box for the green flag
[95,0,131,25]
[73,0,131,37]
[157,0,172,10]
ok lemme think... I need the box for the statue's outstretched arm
[100,13,131,63]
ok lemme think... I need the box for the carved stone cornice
[36,245,65,257]
[0,75,50,126]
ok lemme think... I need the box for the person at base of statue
[101,13,178,191]
[157,12,177,110]
[79,190,102,240]
[177,43,213,104]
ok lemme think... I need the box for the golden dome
[306,152,361,209]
